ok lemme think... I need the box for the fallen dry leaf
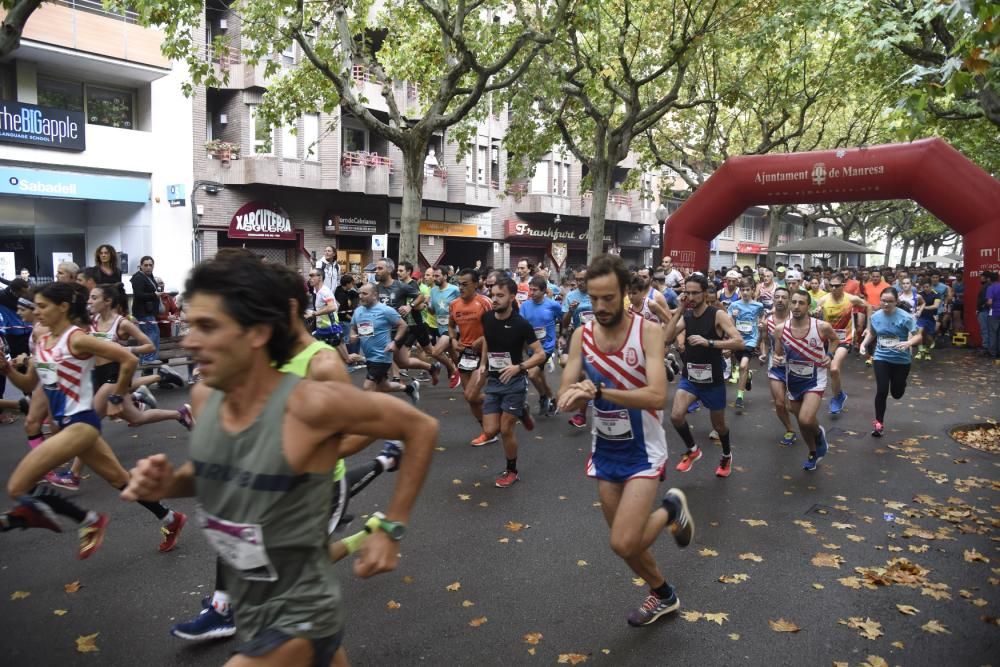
[832,522,856,530]
[921,619,950,635]
[838,577,864,589]
[10,591,30,601]
[839,617,883,640]
[812,552,845,569]
[703,612,729,625]
[847,534,866,543]
[527,648,536,656]
[446,582,461,591]
[523,632,543,645]
[728,633,740,640]
[699,548,719,557]
[402,575,415,584]
[576,560,588,567]
[462,600,475,607]
[972,598,988,607]
[823,543,842,550]
[921,587,952,601]
[468,616,488,628]
[964,548,989,563]
[53,609,68,616]
[718,573,749,584]
[457,494,471,501]
[386,600,401,610]
[860,656,889,667]
[504,521,524,532]
[557,654,587,665]
[64,581,82,593]
[739,552,764,562]
[680,610,703,622]
[498,537,510,544]
[478,502,488,507]
[75,633,99,653]
[896,604,919,616]
[632,577,646,586]
[891,641,904,649]
[812,583,825,590]
[769,618,801,633]
[740,519,768,527]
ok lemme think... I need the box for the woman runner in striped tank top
[0,282,186,559]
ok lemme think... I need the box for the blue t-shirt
[931,282,948,313]
[728,299,765,348]
[429,284,460,333]
[563,289,594,329]
[871,309,917,364]
[547,281,562,299]
[350,303,401,364]
[520,297,563,353]
[662,287,678,309]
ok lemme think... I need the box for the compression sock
[116,484,169,520]
[719,430,732,457]
[506,458,517,473]
[737,390,744,400]
[673,422,697,450]
[653,582,674,599]
[27,433,44,450]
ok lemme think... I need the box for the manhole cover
[949,423,999,454]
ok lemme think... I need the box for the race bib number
[687,363,713,383]
[737,321,753,334]
[90,331,112,341]
[488,352,512,371]
[877,335,900,349]
[788,360,814,377]
[579,311,595,324]
[437,315,450,328]
[198,510,276,582]
[594,408,633,441]
[515,292,528,303]
[458,353,480,371]
[357,321,374,337]
[534,327,547,340]
[35,361,58,386]
[834,328,847,341]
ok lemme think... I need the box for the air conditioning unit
[218,19,228,30]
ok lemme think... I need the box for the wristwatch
[108,394,124,405]
[370,511,406,540]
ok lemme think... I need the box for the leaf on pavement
[523,632,543,645]
[632,577,646,586]
[498,537,510,544]
[908,544,929,554]
[822,543,842,550]
[860,656,889,667]
[839,617,883,640]
[793,519,814,529]
[728,633,740,640]
[846,534,866,542]
[718,573,749,584]
[740,519,768,527]
[812,583,825,590]
[64,581,82,593]
[703,612,729,625]
[699,548,719,557]
[468,616,488,628]
[921,619,950,635]
[576,560,588,567]
[557,654,587,665]
[768,618,801,633]
[832,522,856,530]
[462,600,474,607]
[896,604,919,616]
[680,610,702,622]
[75,633,99,653]
[54,609,68,616]
[921,587,951,601]
[402,575,415,584]
[386,600,401,610]
[478,502,488,507]
[452,479,462,485]
[457,494,471,501]
[504,521,524,532]
[738,552,763,562]
[446,582,461,591]
[964,548,989,563]
[891,641,904,649]
[811,552,845,569]
[10,591,30,601]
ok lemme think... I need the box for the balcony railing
[54,0,138,23]
[342,151,393,173]
[200,43,242,69]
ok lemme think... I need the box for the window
[37,77,135,129]
[530,161,548,193]
[281,122,297,159]
[466,158,473,183]
[248,104,273,154]
[739,215,763,242]
[342,125,366,152]
[720,223,735,240]
[476,145,488,185]
[303,114,319,160]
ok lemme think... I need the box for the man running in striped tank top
[758,287,797,446]
[558,255,693,628]
[772,289,840,471]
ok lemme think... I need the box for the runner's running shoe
[159,511,187,553]
[627,588,679,627]
[470,432,498,447]
[170,605,236,641]
[871,420,884,438]
[803,454,819,472]
[568,413,587,429]
[79,513,109,560]
[734,396,745,411]
[746,370,753,391]
[675,448,702,473]
[715,455,733,478]
[521,405,534,431]
[45,470,80,491]
[133,386,158,409]
[686,400,701,414]
[829,391,847,415]
[448,369,462,389]
[779,431,797,447]
[816,425,829,461]
[429,362,441,386]
[379,440,404,471]
[663,488,694,547]
[8,496,62,532]
[495,470,519,488]
[177,404,194,430]
[405,380,420,405]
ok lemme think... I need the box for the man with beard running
[428,267,462,389]
[473,277,546,487]
[664,274,744,478]
[727,276,765,411]
[759,287,797,446]
[558,254,693,627]
[772,290,839,471]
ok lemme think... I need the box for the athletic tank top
[279,340,347,482]
[781,317,827,391]
[680,307,724,384]
[765,313,788,369]
[634,291,661,323]
[718,288,740,307]
[35,326,96,419]
[581,314,666,451]
[90,314,124,344]
[190,373,343,641]
[819,296,854,344]
[758,284,775,311]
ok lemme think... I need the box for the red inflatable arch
[663,138,1000,345]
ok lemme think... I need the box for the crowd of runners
[0,247,994,666]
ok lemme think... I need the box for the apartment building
[0,0,193,289]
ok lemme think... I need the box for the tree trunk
[0,0,43,58]
[899,238,910,266]
[766,207,782,268]
[399,145,428,264]
[802,217,817,269]
[587,159,612,262]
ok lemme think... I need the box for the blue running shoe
[829,391,847,415]
[779,431,797,447]
[803,454,819,472]
[816,425,828,461]
[170,605,236,641]
[686,400,701,414]
[379,440,404,472]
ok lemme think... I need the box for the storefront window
[37,77,84,112]
[86,86,133,128]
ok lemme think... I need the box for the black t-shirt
[481,310,537,378]
[335,286,359,320]
[376,280,420,324]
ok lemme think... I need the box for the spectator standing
[316,244,340,294]
[131,256,161,371]
[93,244,123,288]
[977,272,994,355]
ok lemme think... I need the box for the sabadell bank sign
[0,100,86,151]
[228,202,296,241]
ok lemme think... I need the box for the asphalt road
[1,349,997,666]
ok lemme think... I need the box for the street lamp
[655,203,669,255]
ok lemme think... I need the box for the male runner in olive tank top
[123,255,438,667]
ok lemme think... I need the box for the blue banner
[0,166,149,203]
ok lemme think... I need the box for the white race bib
[437,315,450,328]
[458,353,480,371]
[90,331,112,341]
[534,326,547,340]
[35,361,58,387]
[788,360,814,377]
[198,510,277,582]
[687,363,713,383]
[357,321,374,337]
[594,408,633,441]
[488,352,512,371]
[877,335,900,349]
[579,311,595,324]
[834,328,847,341]
[737,322,753,334]
[515,291,528,303]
